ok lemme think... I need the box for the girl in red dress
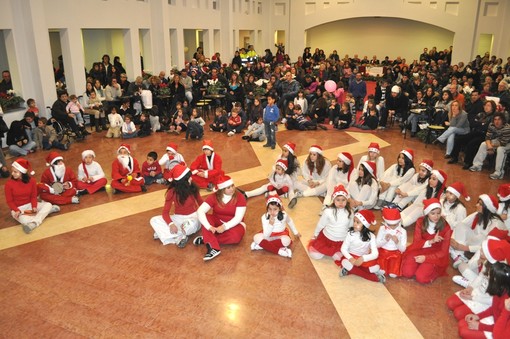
[401,198,452,284]
[194,175,246,261]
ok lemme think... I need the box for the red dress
[111,156,145,193]
[201,191,246,250]
[190,153,224,188]
[37,167,78,205]
[401,216,452,284]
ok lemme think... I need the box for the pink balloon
[325,80,337,92]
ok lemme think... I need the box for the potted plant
[0,90,25,111]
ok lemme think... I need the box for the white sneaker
[156,178,166,184]
[278,247,292,258]
[50,205,60,214]
[71,196,80,204]
[389,273,397,278]
[153,232,159,240]
[227,131,235,137]
[452,275,470,288]
[376,271,386,283]
[250,242,263,250]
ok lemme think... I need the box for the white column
[60,27,86,97]
[124,28,142,78]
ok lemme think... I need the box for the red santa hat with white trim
[423,197,442,215]
[338,152,354,181]
[166,142,178,154]
[202,139,214,151]
[361,161,377,178]
[170,164,190,182]
[479,194,499,214]
[12,158,35,176]
[283,142,296,155]
[355,210,376,228]
[45,151,63,166]
[81,150,96,160]
[446,182,470,201]
[498,183,510,202]
[331,184,349,200]
[117,143,131,154]
[309,145,323,154]
[266,193,283,207]
[400,149,414,162]
[216,175,234,190]
[482,236,510,264]
[382,208,401,225]
[419,159,434,172]
[431,169,447,196]
[275,159,288,171]
[368,142,380,154]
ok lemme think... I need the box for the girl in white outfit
[392,159,433,211]
[251,194,300,258]
[347,161,379,211]
[442,182,469,230]
[356,142,385,181]
[244,159,294,199]
[450,194,506,268]
[308,184,353,263]
[322,152,354,209]
[288,145,331,208]
[377,149,415,207]
[400,169,448,227]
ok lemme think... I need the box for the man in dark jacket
[379,85,409,129]
[51,91,82,138]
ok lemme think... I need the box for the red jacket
[112,156,142,181]
[5,178,38,211]
[38,167,78,193]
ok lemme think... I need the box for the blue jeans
[437,126,469,155]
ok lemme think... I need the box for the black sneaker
[206,183,214,192]
[141,185,147,192]
[203,244,221,261]
[318,124,327,130]
[193,236,204,245]
[177,235,189,248]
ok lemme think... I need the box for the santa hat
[309,145,323,155]
[166,142,178,154]
[338,152,354,180]
[283,142,296,155]
[81,150,95,160]
[431,169,446,184]
[331,184,349,200]
[12,158,35,176]
[266,193,283,207]
[338,152,352,166]
[498,183,510,202]
[362,161,377,178]
[480,194,499,214]
[391,85,400,93]
[420,159,434,172]
[355,210,376,228]
[275,159,288,171]
[382,208,401,225]
[423,198,441,215]
[170,164,190,182]
[447,182,470,201]
[400,149,414,162]
[117,144,131,154]
[482,236,510,264]
[202,139,214,151]
[46,151,63,166]
[368,142,380,154]
[488,228,510,242]
[217,175,234,190]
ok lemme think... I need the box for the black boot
[89,116,97,132]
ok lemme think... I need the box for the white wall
[306,17,454,63]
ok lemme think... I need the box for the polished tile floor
[0,119,504,338]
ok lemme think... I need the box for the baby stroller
[49,117,76,145]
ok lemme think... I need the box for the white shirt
[341,230,378,261]
[376,223,407,252]
[313,207,352,241]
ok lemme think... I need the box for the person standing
[263,94,279,150]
